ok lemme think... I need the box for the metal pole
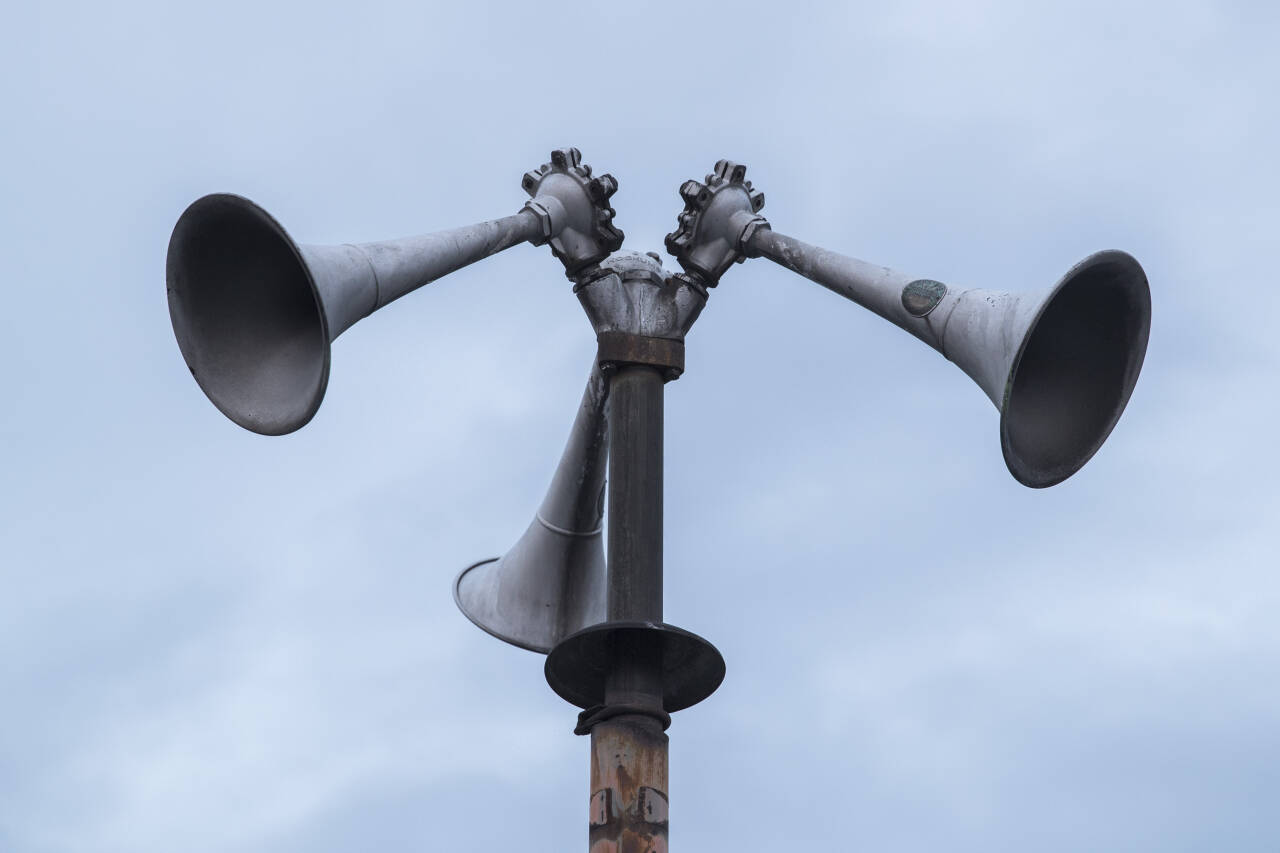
[164,148,1151,853]
[606,365,663,625]
[591,364,669,853]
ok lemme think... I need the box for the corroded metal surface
[901,279,948,317]
[590,718,669,853]
[596,332,685,377]
[577,251,705,345]
[573,363,672,853]
[576,251,705,382]
[545,328,722,852]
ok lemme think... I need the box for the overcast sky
[3,1,1278,851]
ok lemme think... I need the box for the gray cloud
[2,1,1276,851]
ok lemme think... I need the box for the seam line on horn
[536,512,603,538]
[934,288,967,360]
[349,244,381,314]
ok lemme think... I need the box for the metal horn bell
[454,364,609,653]
[752,233,1151,487]
[166,149,623,435]
[665,160,1152,488]
[165,194,546,435]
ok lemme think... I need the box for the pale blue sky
[3,1,1278,851]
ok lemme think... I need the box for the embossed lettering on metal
[902,279,948,317]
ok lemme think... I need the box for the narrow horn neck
[749,228,1035,409]
[749,228,955,356]
[536,364,610,535]
[312,210,545,340]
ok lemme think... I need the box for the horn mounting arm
[664,159,768,290]
[522,148,624,278]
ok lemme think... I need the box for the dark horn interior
[1001,251,1151,487]
[166,194,328,435]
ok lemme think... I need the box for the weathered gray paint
[166,194,545,435]
[665,159,767,289]
[577,251,706,343]
[747,228,1152,487]
[453,364,610,653]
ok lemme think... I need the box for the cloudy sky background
[3,1,1278,850]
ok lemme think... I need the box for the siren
[166,149,622,434]
[665,160,1152,487]
[454,364,610,652]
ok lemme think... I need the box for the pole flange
[545,621,726,717]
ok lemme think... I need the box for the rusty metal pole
[164,148,1152,852]
[590,364,669,853]
[542,252,723,853]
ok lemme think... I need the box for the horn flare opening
[1001,250,1151,487]
[166,194,329,435]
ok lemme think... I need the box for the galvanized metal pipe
[592,362,669,852]
[606,364,664,624]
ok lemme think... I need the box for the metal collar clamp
[596,331,685,379]
[574,702,672,735]
[576,250,707,382]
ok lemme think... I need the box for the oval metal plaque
[902,279,947,317]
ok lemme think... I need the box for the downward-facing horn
[666,160,1152,487]
[454,364,609,652]
[166,148,622,435]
